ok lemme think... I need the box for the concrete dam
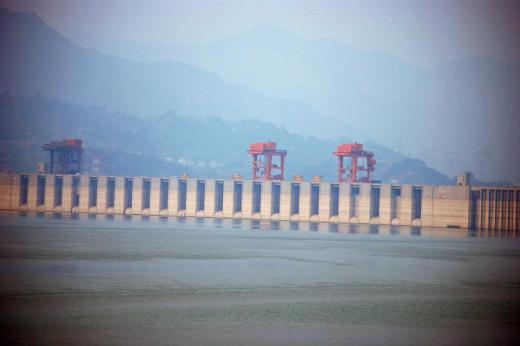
[1,173,519,231]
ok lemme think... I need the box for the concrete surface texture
[0,173,518,230]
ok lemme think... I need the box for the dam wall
[0,173,518,230]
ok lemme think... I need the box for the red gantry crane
[333,143,376,183]
[42,139,83,174]
[247,141,287,180]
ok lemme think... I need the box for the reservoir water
[1,212,519,345]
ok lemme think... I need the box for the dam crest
[0,173,518,231]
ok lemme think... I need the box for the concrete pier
[0,173,519,230]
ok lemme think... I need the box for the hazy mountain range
[0,7,516,184]
[0,8,359,140]
[75,25,520,184]
[0,93,455,185]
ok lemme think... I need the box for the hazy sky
[4,0,520,67]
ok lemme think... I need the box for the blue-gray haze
[1,0,519,183]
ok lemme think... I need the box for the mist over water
[1,213,519,345]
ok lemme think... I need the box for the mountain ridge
[1,8,518,183]
[0,7,362,140]
[1,93,465,185]
[72,22,520,183]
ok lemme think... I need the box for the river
[0,212,519,345]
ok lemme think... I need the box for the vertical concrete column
[496,190,501,231]
[8,174,21,210]
[279,181,291,221]
[114,176,125,215]
[475,190,482,230]
[510,191,514,231]
[509,190,515,231]
[131,177,143,215]
[494,190,500,231]
[499,190,505,231]
[511,191,515,231]
[14,174,25,210]
[44,174,55,211]
[513,190,520,231]
[260,181,272,219]
[204,179,216,217]
[378,184,392,225]
[485,190,491,230]
[3,174,13,210]
[61,175,72,213]
[358,183,371,224]
[493,190,499,230]
[222,179,234,218]
[482,190,487,230]
[501,191,507,231]
[421,185,434,227]
[1,174,12,209]
[469,189,477,230]
[515,190,520,231]
[78,175,89,213]
[512,191,517,231]
[27,174,37,210]
[502,190,508,231]
[96,176,107,213]
[185,178,197,217]
[241,180,253,218]
[4,173,13,210]
[489,190,496,230]
[482,190,489,230]
[318,182,331,222]
[504,190,509,231]
[513,191,518,231]
[298,181,311,221]
[511,190,519,231]
[338,182,350,223]
[495,189,502,230]
[0,174,12,210]
[503,190,509,231]
[150,177,160,215]
[168,177,179,216]
[400,185,413,225]
[499,190,504,231]
[456,185,472,228]
[475,189,482,229]
[490,189,496,231]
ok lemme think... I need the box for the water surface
[1,212,519,345]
